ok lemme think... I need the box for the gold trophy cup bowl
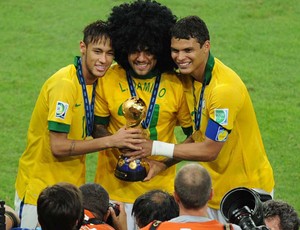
[114,96,148,181]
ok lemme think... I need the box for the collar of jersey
[74,56,80,68]
[203,52,215,85]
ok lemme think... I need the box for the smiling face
[171,37,210,82]
[128,48,157,76]
[80,36,114,84]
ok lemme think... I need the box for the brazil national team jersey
[94,64,192,203]
[181,55,274,209]
[15,60,92,205]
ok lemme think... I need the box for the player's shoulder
[161,71,185,85]
[106,63,125,75]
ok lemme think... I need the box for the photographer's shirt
[141,216,241,229]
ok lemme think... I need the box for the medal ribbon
[193,52,215,131]
[126,71,161,129]
[193,80,207,131]
[76,57,96,136]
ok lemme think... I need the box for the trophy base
[114,168,147,182]
[114,156,147,182]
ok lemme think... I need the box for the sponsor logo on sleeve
[214,109,228,125]
[55,101,69,119]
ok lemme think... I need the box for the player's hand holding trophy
[114,96,149,181]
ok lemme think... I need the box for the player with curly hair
[92,1,193,229]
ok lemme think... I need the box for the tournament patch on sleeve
[214,108,228,125]
[55,101,69,119]
[205,118,229,142]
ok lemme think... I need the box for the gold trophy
[114,96,149,181]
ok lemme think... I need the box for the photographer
[263,199,300,230]
[132,190,179,228]
[140,163,241,230]
[79,183,127,230]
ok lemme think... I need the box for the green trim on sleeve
[94,115,110,125]
[48,121,70,133]
[182,126,193,137]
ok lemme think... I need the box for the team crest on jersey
[214,109,228,125]
[55,101,69,119]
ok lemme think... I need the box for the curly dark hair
[107,0,177,73]
[263,199,300,230]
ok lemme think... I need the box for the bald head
[175,163,212,209]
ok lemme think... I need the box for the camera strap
[82,218,105,225]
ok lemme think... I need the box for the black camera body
[106,202,120,226]
[220,187,270,230]
[109,202,120,216]
[0,201,6,230]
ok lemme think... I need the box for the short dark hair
[79,183,109,220]
[37,182,83,230]
[175,163,212,209]
[171,15,210,47]
[83,20,111,46]
[132,189,179,228]
[107,0,177,72]
[263,199,300,230]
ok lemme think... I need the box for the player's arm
[126,137,223,161]
[129,138,223,182]
[125,118,228,161]
[49,127,145,158]
[173,138,224,161]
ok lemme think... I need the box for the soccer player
[92,1,192,229]
[125,15,275,223]
[15,20,144,229]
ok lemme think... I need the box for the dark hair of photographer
[263,199,300,230]
[79,183,110,222]
[37,182,84,230]
[132,189,179,228]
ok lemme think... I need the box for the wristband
[151,141,175,158]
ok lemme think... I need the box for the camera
[220,187,270,230]
[0,200,6,230]
[109,202,120,216]
[106,202,120,226]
